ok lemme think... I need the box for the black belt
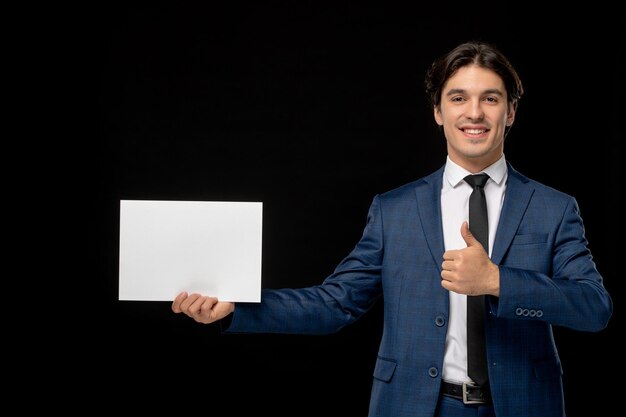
[440,381,492,405]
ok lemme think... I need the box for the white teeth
[465,129,485,134]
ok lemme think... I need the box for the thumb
[461,221,481,248]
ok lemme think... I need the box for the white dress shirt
[440,154,507,383]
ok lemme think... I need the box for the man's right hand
[172,292,235,324]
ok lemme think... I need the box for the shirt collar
[444,154,507,188]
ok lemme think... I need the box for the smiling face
[434,64,516,173]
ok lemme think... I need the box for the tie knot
[464,173,489,188]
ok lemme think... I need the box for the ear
[506,105,516,126]
[434,106,443,126]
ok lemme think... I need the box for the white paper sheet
[119,200,262,302]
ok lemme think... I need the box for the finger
[179,293,203,314]
[187,295,209,316]
[441,269,452,282]
[440,276,453,291]
[442,260,455,271]
[199,297,219,316]
[442,248,461,261]
[460,221,480,248]
[172,291,188,313]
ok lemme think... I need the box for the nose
[465,99,485,120]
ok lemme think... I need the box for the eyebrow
[445,88,505,97]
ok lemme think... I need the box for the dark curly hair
[424,41,524,117]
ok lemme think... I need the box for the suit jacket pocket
[511,233,548,245]
[373,356,397,382]
[533,354,563,380]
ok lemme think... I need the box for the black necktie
[464,173,490,386]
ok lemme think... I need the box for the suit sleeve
[225,196,385,335]
[491,197,612,332]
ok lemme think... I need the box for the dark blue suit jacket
[227,163,612,417]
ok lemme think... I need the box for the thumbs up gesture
[440,222,500,297]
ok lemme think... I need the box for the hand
[172,292,235,324]
[440,221,500,296]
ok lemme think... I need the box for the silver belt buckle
[462,382,486,405]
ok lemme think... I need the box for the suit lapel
[415,167,445,270]
[412,163,535,269]
[491,163,535,264]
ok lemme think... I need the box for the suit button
[515,307,523,316]
[529,310,537,317]
[522,309,530,316]
[428,367,438,378]
[536,310,543,317]
[435,316,445,327]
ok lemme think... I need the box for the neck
[448,153,503,174]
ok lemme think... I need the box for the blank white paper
[119,200,262,302]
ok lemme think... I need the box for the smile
[463,128,487,134]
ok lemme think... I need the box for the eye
[450,96,465,102]
[484,96,499,103]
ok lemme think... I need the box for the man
[172,41,612,417]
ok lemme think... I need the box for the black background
[92,2,623,415]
